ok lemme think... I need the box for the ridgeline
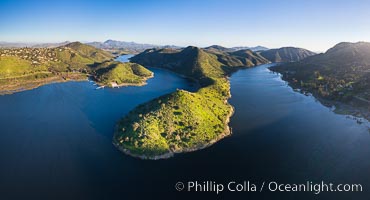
[260,47,316,62]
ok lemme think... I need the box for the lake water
[0,58,369,199]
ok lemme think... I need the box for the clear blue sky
[0,0,369,52]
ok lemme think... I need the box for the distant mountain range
[0,40,180,54]
[204,45,269,53]
[86,40,181,54]
[0,41,269,54]
[0,41,71,48]
[230,46,269,52]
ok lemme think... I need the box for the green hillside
[271,42,370,119]
[260,47,316,62]
[113,46,269,159]
[0,41,154,93]
[65,42,113,63]
[93,61,153,87]
[227,49,270,66]
[0,56,48,78]
[203,46,270,70]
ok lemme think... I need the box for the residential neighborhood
[0,47,72,64]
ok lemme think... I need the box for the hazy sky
[0,0,369,52]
